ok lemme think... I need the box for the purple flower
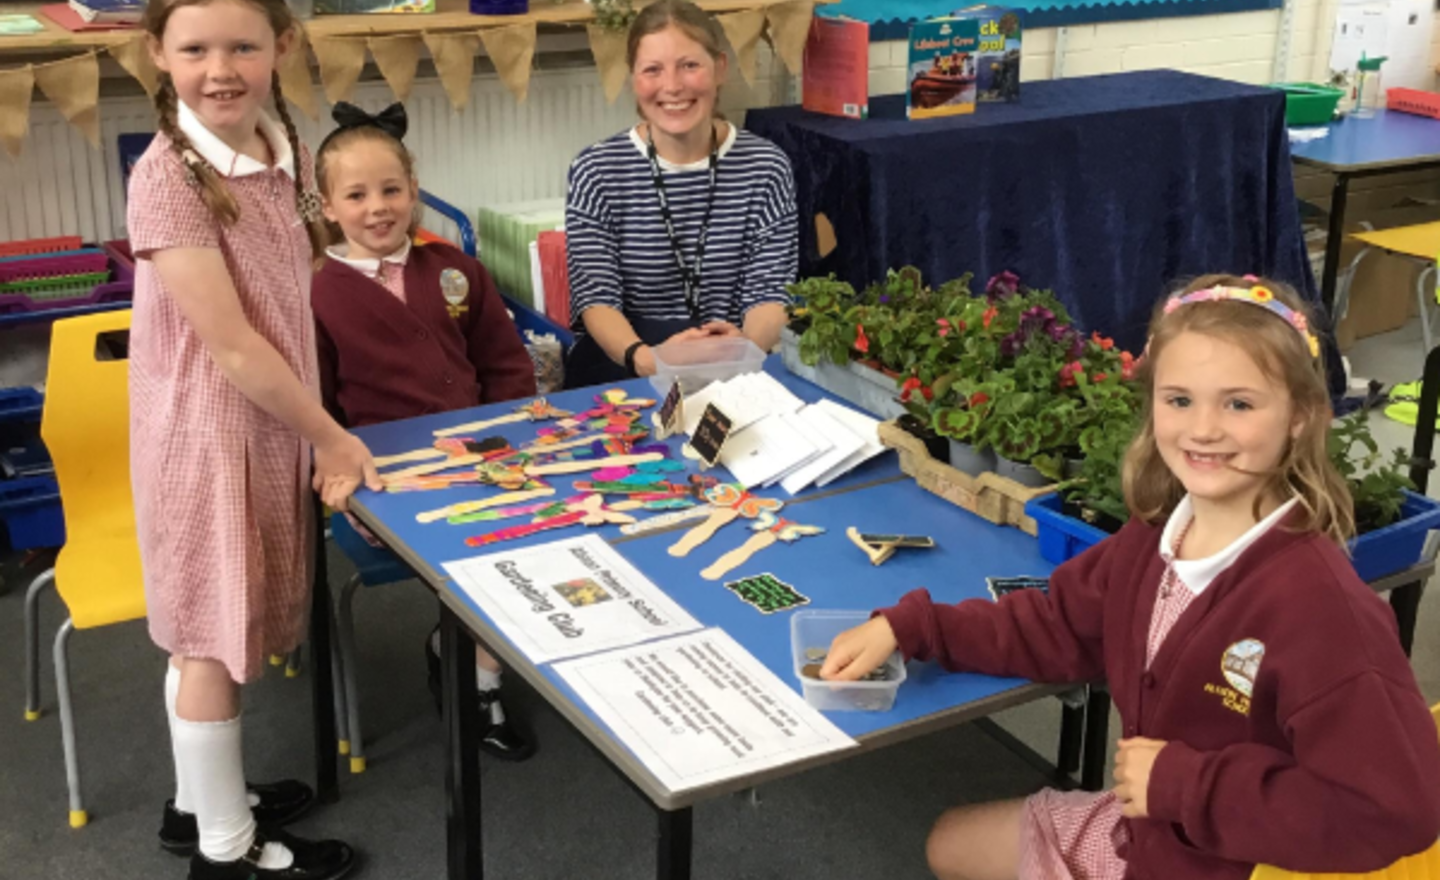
[879,295,890,304]
[986,270,1021,299]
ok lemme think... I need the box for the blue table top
[349,361,1061,805]
[1289,109,1440,173]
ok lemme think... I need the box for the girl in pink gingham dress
[817,275,1411,880]
[130,2,379,878]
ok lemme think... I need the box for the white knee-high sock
[163,664,195,814]
[171,714,256,862]
[171,714,294,869]
[429,629,503,692]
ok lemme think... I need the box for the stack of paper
[678,372,887,493]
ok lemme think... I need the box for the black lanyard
[646,125,719,323]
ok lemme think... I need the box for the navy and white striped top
[565,125,799,330]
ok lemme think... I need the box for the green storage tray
[0,270,109,300]
[1269,82,1343,126]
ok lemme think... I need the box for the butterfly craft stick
[668,483,783,558]
[700,512,825,581]
[619,505,716,536]
[433,398,573,438]
[415,487,556,525]
[522,453,665,478]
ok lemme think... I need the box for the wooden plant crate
[878,420,1054,536]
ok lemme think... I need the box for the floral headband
[1162,280,1320,358]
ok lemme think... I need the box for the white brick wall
[865,0,1440,89]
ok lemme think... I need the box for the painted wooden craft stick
[701,531,778,581]
[522,453,664,477]
[620,506,715,536]
[382,453,487,483]
[433,411,530,438]
[667,507,741,557]
[847,526,893,566]
[415,487,555,524]
[374,447,448,469]
[464,510,587,547]
[505,432,608,458]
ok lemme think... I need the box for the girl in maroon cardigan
[312,103,537,761]
[824,276,1440,880]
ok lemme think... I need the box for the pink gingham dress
[1017,497,1298,880]
[127,113,319,684]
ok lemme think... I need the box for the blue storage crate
[0,474,64,550]
[1350,491,1440,582]
[1027,489,1440,583]
[1025,492,1108,566]
[0,387,43,423]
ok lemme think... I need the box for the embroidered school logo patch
[1221,638,1265,698]
[439,267,469,318]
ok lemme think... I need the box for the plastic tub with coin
[790,609,906,712]
[648,336,766,396]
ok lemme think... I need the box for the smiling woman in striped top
[562,0,800,387]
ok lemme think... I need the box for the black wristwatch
[623,341,645,378]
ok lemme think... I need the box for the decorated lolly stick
[619,506,716,536]
[415,487,555,524]
[373,447,448,469]
[461,495,635,546]
[667,483,783,558]
[700,512,825,581]
[433,398,573,438]
[522,453,664,478]
[383,453,488,482]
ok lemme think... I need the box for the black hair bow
[330,101,408,141]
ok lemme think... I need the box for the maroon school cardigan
[881,513,1440,880]
[313,241,536,428]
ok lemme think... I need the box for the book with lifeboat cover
[906,17,981,120]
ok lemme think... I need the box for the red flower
[921,384,934,402]
[855,324,869,354]
[982,306,998,330]
[1091,331,1115,351]
[937,318,951,338]
[969,392,989,408]
[1093,372,1108,383]
[900,376,921,402]
[1120,350,1136,381]
[1058,360,1083,389]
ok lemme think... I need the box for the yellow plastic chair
[1335,221,1440,352]
[20,309,145,828]
[1249,703,1440,880]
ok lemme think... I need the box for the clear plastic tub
[790,610,906,712]
[648,336,766,396]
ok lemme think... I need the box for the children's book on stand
[68,0,143,24]
[314,0,436,12]
[802,16,871,120]
[906,17,981,119]
[949,5,1022,102]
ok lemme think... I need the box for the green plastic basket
[1269,82,1344,126]
[0,270,109,301]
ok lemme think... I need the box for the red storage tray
[1387,87,1440,120]
[0,236,83,258]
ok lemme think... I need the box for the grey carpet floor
[1,542,1061,880]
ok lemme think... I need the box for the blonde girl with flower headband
[819,273,1440,880]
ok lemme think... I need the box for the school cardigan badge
[1220,638,1265,698]
[440,268,469,318]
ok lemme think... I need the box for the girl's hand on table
[820,616,899,681]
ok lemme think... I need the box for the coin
[804,647,827,662]
[801,663,824,680]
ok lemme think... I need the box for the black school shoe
[188,826,355,880]
[425,632,536,762]
[160,779,315,856]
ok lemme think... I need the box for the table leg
[442,604,482,880]
[656,805,693,880]
[310,496,339,804]
[1057,700,1083,776]
[1390,583,1423,657]
[1320,172,1350,316]
[1080,686,1111,793]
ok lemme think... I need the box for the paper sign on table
[779,405,864,494]
[810,399,887,487]
[441,535,701,664]
[718,412,819,489]
[553,628,857,793]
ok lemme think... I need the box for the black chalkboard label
[690,403,733,467]
[657,380,683,438]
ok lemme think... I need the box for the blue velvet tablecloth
[745,70,1317,354]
